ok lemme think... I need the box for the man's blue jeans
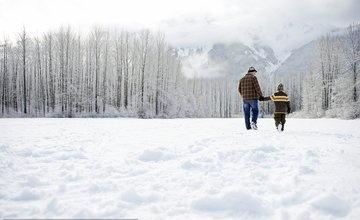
[243,99,259,129]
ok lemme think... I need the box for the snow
[191,191,271,216]
[1,118,360,219]
[311,194,351,217]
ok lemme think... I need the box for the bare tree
[19,29,27,114]
[345,23,360,102]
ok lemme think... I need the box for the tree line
[2,24,357,119]
[0,27,241,118]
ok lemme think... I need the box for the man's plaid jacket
[238,73,263,100]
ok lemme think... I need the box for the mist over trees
[0,27,240,118]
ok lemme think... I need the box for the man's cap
[248,67,257,73]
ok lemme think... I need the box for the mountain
[208,42,279,76]
[273,40,317,76]
[179,39,320,79]
[179,42,279,78]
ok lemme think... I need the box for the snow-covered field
[1,118,360,219]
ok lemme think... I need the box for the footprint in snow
[138,148,175,162]
[311,194,351,217]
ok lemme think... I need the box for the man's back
[238,73,263,100]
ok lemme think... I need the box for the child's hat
[277,83,284,91]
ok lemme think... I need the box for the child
[260,83,291,131]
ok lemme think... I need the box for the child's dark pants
[274,113,286,129]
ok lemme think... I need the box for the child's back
[269,90,291,114]
[261,84,291,131]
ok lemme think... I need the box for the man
[260,83,291,131]
[238,67,263,130]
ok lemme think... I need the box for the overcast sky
[0,0,359,58]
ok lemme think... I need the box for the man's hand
[287,108,291,114]
[259,96,264,101]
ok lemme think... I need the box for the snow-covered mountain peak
[181,42,280,78]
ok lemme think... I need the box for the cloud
[159,0,360,58]
[0,0,359,57]
[181,52,229,78]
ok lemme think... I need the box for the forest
[0,27,239,118]
[274,23,360,119]
[0,23,359,118]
